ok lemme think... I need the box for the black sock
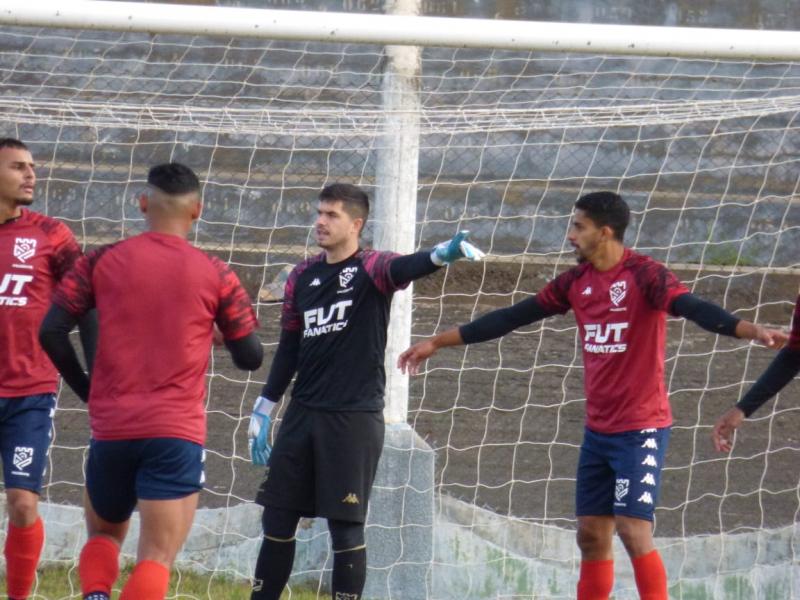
[250,536,296,600]
[331,546,366,600]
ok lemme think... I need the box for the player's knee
[576,523,608,556]
[615,519,653,557]
[328,519,364,552]
[262,507,301,540]
[5,489,39,527]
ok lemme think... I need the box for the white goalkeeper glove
[249,396,276,466]
[431,230,486,266]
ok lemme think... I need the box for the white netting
[0,20,798,599]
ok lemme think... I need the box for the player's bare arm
[398,296,555,376]
[397,328,463,376]
[733,320,788,348]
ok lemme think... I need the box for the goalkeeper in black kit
[248,183,484,600]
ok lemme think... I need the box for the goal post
[0,3,798,599]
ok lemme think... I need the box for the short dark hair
[574,191,630,242]
[0,138,29,152]
[319,183,369,226]
[147,163,200,195]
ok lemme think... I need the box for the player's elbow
[39,305,74,356]
[225,333,264,371]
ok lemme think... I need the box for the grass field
[2,565,320,600]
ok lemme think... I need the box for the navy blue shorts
[86,438,205,523]
[576,426,670,522]
[0,394,55,493]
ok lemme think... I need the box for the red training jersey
[53,231,258,445]
[789,294,800,351]
[536,248,689,434]
[0,208,81,397]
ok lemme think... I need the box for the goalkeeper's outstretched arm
[398,296,554,375]
[389,230,485,287]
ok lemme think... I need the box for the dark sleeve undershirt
[670,293,740,337]
[389,251,440,287]
[77,309,98,373]
[224,332,263,371]
[460,297,556,345]
[736,348,800,417]
[261,328,301,401]
[38,304,90,402]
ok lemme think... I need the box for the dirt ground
[42,260,799,538]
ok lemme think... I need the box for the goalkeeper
[248,183,483,600]
[397,191,786,600]
[39,163,262,600]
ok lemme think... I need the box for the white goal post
[0,2,798,599]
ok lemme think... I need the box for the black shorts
[255,404,384,522]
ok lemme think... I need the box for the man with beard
[398,191,786,600]
[0,137,94,600]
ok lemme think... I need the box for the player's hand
[248,396,276,466]
[397,340,438,376]
[431,230,485,266]
[712,406,745,453]
[753,326,788,350]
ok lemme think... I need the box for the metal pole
[3,0,800,59]
[374,0,421,425]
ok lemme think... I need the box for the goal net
[0,6,798,599]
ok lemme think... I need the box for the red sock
[119,560,170,600]
[577,558,614,600]
[632,550,668,600]
[4,517,44,600]
[79,536,120,596]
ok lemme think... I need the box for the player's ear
[138,192,148,214]
[353,216,364,236]
[190,199,202,220]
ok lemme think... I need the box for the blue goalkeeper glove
[431,230,486,266]
[248,396,276,466]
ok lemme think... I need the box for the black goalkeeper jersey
[279,249,406,411]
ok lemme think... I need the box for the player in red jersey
[398,191,787,600]
[713,294,799,452]
[0,138,94,600]
[39,163,263,600]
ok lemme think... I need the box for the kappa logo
[642,454,658,467]
[13,237,36,262]
[12,446,33,472]
[251,578,263,592]
[642,438,658,449]
[339,266,357,288]
[342,493,360,505]
[610,280,627,306]
[614,478,630,502]
[641,473,656,486]
[638,491,654,505]
[582,286,592,296]
[310,278,321,287]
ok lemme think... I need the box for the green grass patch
[2,564,321,599]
